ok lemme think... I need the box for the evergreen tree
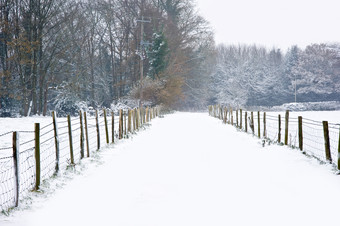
[148,31,169,79]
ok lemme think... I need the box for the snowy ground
[1,112,340,226]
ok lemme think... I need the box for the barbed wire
[41,123,53,131]
[0,146,12,151]
[0,131,14,137]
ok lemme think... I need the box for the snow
[1,112,340,225]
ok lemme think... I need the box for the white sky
[195,0,340,51]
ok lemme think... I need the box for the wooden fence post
[52,111,60,172]
[111,111,115,143]
[84,112,90,157]
[278,114,281,144]
[298,116,303,151]
[251,111,254,134]
[135,109,139,130]
[95,110,100,150]
[236,109,239,127]
[13,132,20,207]
[285,110,289,145]
[257,111,260,138]
[223,108,227,124]
[67,115,74,164]
[338,126,340,170]
[146,107,149,122]
[240,109,243,129]
[119,109,123,139]
[323,121,332,163]
[142,107,145,124]
[128,110,132,133]
[219,106,222,120]
[104,109,109,144]
[137,108,140,128]
[35,123,41,190]
[79,111,85,159]
[133,109,136,131]
[245,111,248,133]
[231,108,233,126]
[124,110,127,136]
[263,112,266,138]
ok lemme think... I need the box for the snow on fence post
[240,109,243,130]
[278,114,281,144]
[79,110,85,159]
[245,111,248,133]
[119,109,123,139]
[263,112,266,138]
[52,111,60,172]
[298,116,303,152]
[257,111,260,138]
[84,112,90,157]
[95,110,100,151]
[285,110,289,145]
[251,112,254,134]
[13,131,20,207]
[67,115,75,164]
[104,109,109,144]
[128,110,132,133]
[35,123,41,190]
[323,121,332,163]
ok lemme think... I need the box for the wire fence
[0,107,159,213]
[209,105,340,168]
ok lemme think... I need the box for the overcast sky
[195,0,340,51]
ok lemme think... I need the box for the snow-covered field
[1,112,340,226]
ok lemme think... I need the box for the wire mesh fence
[0,107,160,213]
[209,105,340,169]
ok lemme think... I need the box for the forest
[0,0,214,116]
[212,43,340,108]
[0,0,339,117]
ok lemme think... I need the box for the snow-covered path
[2,112,340,226]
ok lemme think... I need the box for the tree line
[0,0,215,116]
[210,43,340,108]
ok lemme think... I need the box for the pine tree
[148,31,169,80]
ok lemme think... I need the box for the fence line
[209,105,340,169]
[0,107,160,213]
